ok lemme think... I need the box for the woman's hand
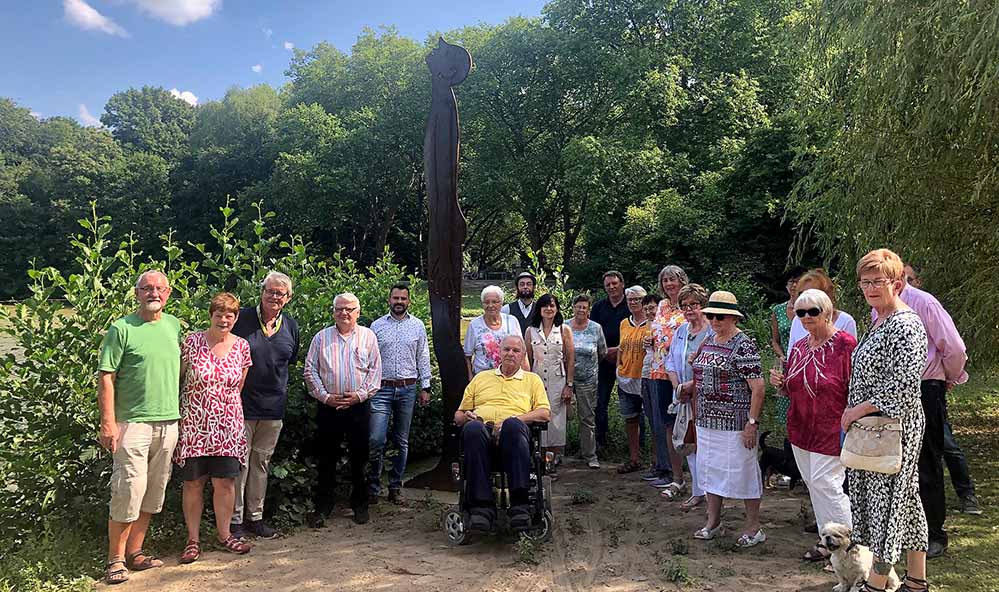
[840,406,859,433]
[742,421,758,449]
[678,380,694,402]
[642,334,653,348]
[561,384,574,402]
[768,367,784,390]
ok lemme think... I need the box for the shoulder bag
[840,415,902,474]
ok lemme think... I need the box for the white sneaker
[587,459,600,469]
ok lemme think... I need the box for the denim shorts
[618,390,644,419]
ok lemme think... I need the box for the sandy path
[108,460,837,591]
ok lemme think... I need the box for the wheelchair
[441,420,554,545]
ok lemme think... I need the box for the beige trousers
[233,419,283,524]
[109,421,178,523]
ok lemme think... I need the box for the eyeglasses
[138,286,169,294]
[626,297,643,303]
[334,306,359,314]
[795,307,822,318]
[264,289,288,298]
[704,313,730,321]
[857,278,893,290]
[680,303,701,311]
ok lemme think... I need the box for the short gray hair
[334,292,360,307]
[500,334,526,349]
[625,285,647,299]
[261,271,293,297]
[481,285,504,302]
[135,269,168,289]
[795,288,834,321]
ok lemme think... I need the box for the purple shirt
[871,285,968,384]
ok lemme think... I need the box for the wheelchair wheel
[442,506,469,546]
[522,509,554,543]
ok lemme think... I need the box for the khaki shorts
[109,421,179,523]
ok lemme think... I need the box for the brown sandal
[617,461,641,474]
[179,540,201,564]
[219,534,251,554]
[126,549,163,571]
[104,559,129,585]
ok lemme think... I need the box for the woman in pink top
[771,288,857,561]
[174,292,253,562]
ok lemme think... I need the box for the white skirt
[695,427,762,500]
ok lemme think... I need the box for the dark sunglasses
[704,313,730,321]
[795,307,822,318]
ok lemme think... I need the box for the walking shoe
[352,507,370,525]
[368,494,380,505]
[388,488,404,505]
[650,478,670,488]
[587,459,600,469]
[229,522,248,540]
[245,519,279,539]
[641,470,660,481]
[508,505,532,531]
[468,507,495,532]
[960,494,983,515]
[927,540,947,559]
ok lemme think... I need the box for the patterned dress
[771,301,794,423]
[847,310,928,563]
[174,332,252,467]
[528,325,569,447]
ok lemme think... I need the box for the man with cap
[501,272,536,334]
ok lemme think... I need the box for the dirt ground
[107,458,838,592]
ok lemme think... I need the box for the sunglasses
[704,313,730,321]
[795,307,822,318]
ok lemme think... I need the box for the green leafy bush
[0,202,440,586]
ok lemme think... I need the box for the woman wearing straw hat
[684,290,767,547]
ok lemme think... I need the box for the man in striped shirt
[304,293,382,526]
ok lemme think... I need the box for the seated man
[454,335,551,531]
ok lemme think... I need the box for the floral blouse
[649,300,686,380]
[174,332,252,466]
[571,320,607,385]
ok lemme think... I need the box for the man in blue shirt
[230,271,300,539]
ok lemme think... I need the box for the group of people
[97,249,977,592]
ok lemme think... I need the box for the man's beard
[518,289,535,300]
[142,301,164,313]
[391,304,408,315]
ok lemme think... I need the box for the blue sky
[0,0,547,124]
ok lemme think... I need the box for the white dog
[820,522,899,592]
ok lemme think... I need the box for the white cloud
[169,88,198,106]
[128,0,220,26]
[262,27,273,39]
[78,104,101,127]
[64,0,130,37]
[30,111,43,119]
[251,64,263,73]
[283,41,294,51]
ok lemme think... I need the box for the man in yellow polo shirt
[455,334,551,531]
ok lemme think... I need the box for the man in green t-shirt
[96,270,181,584]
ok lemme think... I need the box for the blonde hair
[856,248,905,281]
[210,292,240,316]
[797,268,837,308]
[625,285,648,299]
[677,283,709,306]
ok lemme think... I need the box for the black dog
[759,431,801,490]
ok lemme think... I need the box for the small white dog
[820,522,899,592]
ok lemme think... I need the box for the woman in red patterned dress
[174,293,253,562]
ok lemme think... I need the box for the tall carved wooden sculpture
[409,38,472,490]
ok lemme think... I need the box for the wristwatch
[566,382,574,388]
[748,416,759,426]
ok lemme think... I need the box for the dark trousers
[943,418,975,498]
[315,401,370,512]
[918,380,947,545]
[595,361,616,446]
[461,418,530,506]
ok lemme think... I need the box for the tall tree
[101,86,196,161]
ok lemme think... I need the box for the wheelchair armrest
[527,421,549,432]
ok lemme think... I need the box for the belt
[382,378,417,388]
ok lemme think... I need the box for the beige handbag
[840,416,903,474]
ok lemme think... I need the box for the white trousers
[791,444,852,531]
[688,452,704,497]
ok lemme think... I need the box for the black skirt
[175,456,241,481]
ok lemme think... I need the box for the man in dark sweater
[230,271,300,539]
[589,270,630,448]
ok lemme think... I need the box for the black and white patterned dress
[847,310,928,563]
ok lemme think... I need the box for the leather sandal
[126,549,163,571]
[179,540,201,564]
[616,461,641,474]
[104,559,129,585]
[899,574,929,592]
[219,534,251,554]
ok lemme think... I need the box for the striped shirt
[370,313,432,389]
[304,324,382,404]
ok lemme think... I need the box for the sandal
[680,495,704,511]
[126,549,163,571]
[860,582,887,592]
[693,524,724,540]
[802,544,830,562]
[899,574,929,592]
[660,481,686,500]
[735,529,767,548]
[179,540,201,564]
[617,461,641,474]
[104,559,129,585]
[220,534,251,554]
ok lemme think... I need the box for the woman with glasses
[686,291,766,547]
[568,294,607,469]
[464,285,525,379]
[770,288,857,561]
[615,285,650,474]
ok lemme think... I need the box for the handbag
[671,385,696,456]
[840,415,903,474]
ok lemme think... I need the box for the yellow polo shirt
[458,368,551,423]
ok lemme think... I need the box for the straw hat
[701,290,744,318]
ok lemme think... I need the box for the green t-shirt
[98,312,182,423]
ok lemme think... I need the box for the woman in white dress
[525,293,575,471]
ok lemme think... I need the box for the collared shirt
[872,285,968,384]
[457,368,551,424]
[304,324,382,404]
[590,297,630,347]
[501,300,534,319]
[370,313,432,389]
[617,317,649,393]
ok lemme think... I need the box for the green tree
[100,86,196,161]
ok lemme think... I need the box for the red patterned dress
[174,332,252,467]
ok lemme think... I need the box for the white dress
[528,325,568,447]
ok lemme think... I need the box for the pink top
[784,330,857,456]
[872,285,968,385]
[174,332,252,466]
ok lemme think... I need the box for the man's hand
[605,347,618,364]
[334,392,361,410]
[99,421,119,453]
[492,419,503,444]
[418,389,431,407]
[456,410,478,426]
